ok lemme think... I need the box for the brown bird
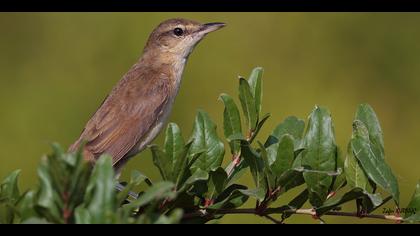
[69,18,226,174]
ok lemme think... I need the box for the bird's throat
[171,57,188,90]
[141,50,188,91]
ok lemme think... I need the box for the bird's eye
[173,27,184,36]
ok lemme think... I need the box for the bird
[68,18,226,174]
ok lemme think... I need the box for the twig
[183,208,256,218]
[182,207,404,223]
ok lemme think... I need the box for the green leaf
[185,169,209,185]
[265,116,305,147]
[238,77,258,131]
[289,189,309,209]
[150,145,172,181]
[154,209,183,224]
[208,184,249,210]
[131,170,152,186]
[257,141,275,193]
[206,167,228,199]
[351,120,400,205]
[188,110,225,172]
[225,158,248,187]
[164,122,185,168]
[227,133,246,142]
[21,217,52,224]
[34,160,62,223]
[248,67,263,116]
[219,93,242,155]
[269,134,295,177]
[301,106,337,207]
[316,188,366,216]
[128,182,175,209]
[404,181,420,221]
[249,113,270,143]
[281,189,309,220]
[16,191,36,222]
[355,104,385,157]
[180,181,209,199]
[331,147,346,192]
[82,155,116,224]
[276,169,305,194]
[74,208,91,224]
[0,169,21,202]
[171,141,192,186]
[292,152,303,169]
[0,170,22,224]
[51,142,65,158]
[238,188,266,202]
[179,169,209,194]
[369,195,392,213]
[365,192,383,208]
[116,170,151,204]
[344,143,372,192]
[62,144,91,208]
[319,187,382,216]
[240,140,264,189]
[33,143,90,224]
[176,149,205,189]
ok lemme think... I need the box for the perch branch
[182,207,404,223]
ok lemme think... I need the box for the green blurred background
[1,12,420,224]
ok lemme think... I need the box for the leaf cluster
[1,67,419,224]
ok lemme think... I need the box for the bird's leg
[115,182,139,202]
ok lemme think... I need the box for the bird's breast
[126,62,186,158]
[127,92,177,158]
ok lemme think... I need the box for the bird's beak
[198,22,226,35]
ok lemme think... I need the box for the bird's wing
[69,72,170,166]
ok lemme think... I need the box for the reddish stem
[204,199,214,208]
[62,191,71,224]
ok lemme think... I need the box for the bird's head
[144,18,226,59]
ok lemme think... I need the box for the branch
[182,207,404,223]
[290,208,403,222]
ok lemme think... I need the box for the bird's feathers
[69,64,171,166]
[68,18,225,169]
